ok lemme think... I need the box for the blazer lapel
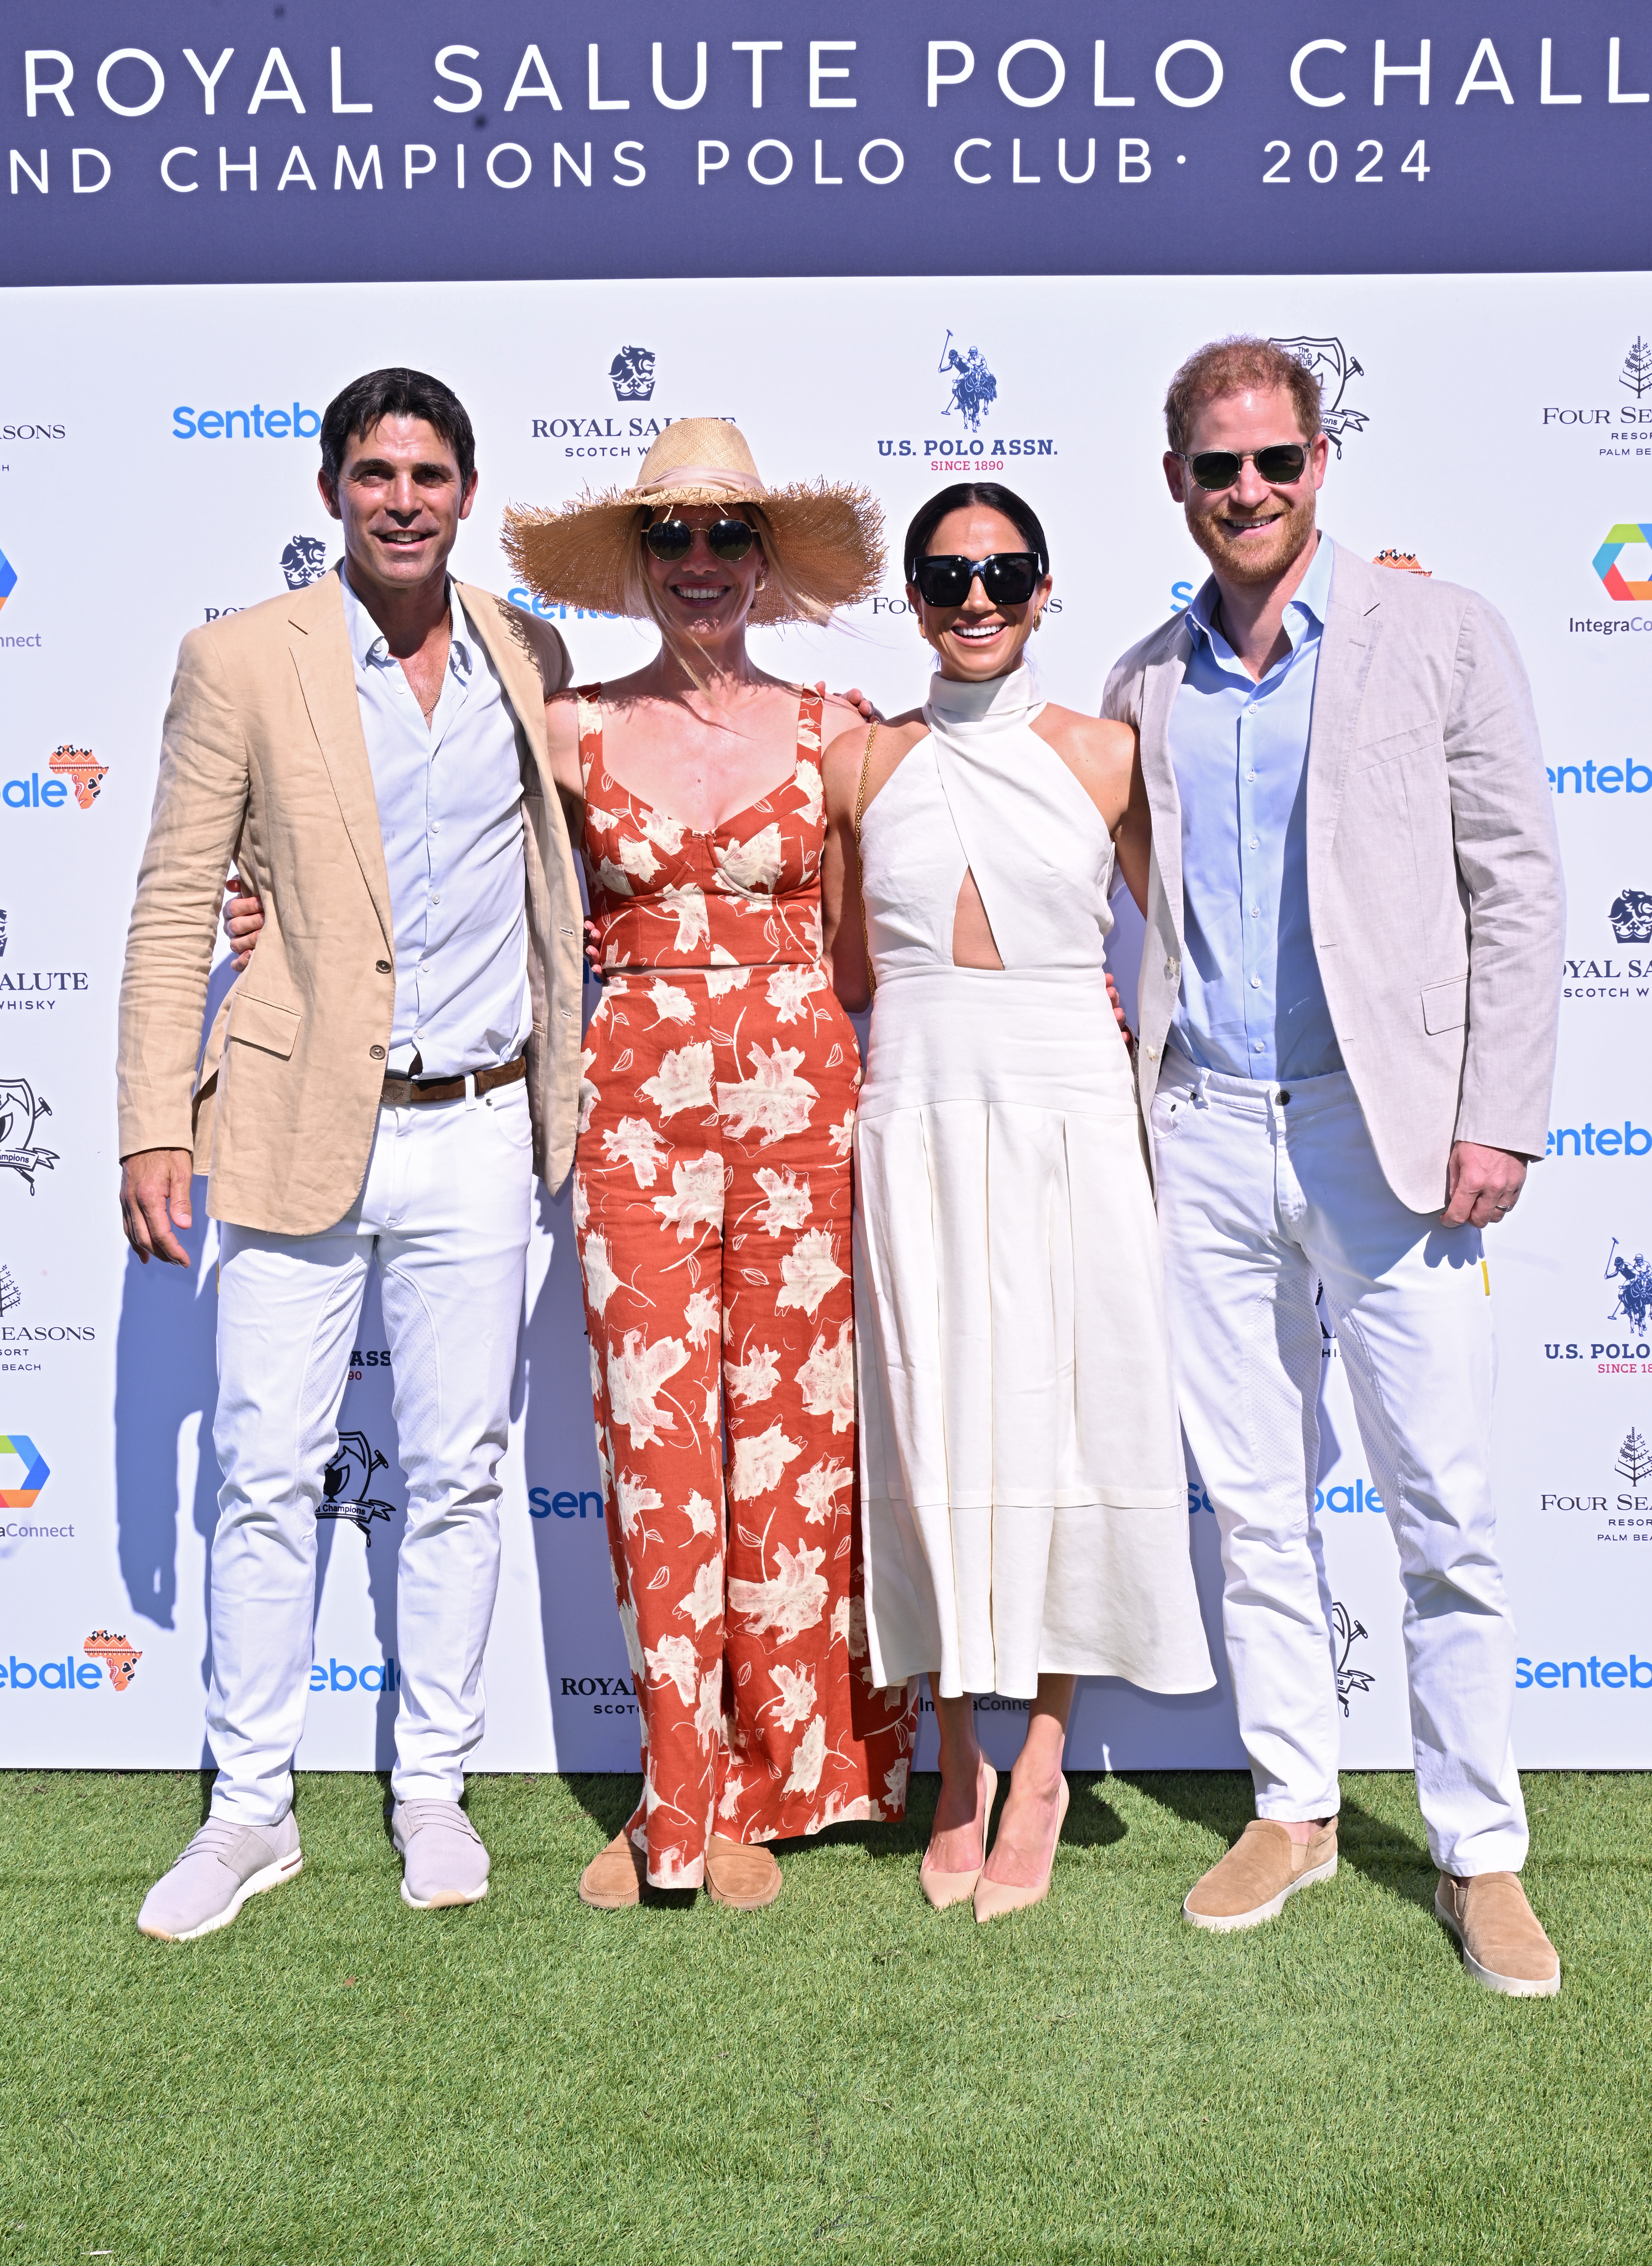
[1306,540,1384,876]
[288,572,393,949]
[1138,628,1191,949]
[456,582,555,793]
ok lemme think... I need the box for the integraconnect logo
[318,1426,397,1542]
[0,1432,48,1508]
[1269,334,1368,455]
[0,547,16,613]
[1594,522,1652,602]
[0,1079,55,1194]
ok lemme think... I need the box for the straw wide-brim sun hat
[500,418,885,626]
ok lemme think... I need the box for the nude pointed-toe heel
[920,1763,998,1911]
[974,1773,1071,1924]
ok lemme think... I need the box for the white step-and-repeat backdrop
[2,6,1649,1774]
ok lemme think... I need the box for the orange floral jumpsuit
[573,684,917,1889]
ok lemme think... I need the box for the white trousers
[207,1081,533,1825]
[1150,1052,1527,1879]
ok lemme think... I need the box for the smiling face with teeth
[1164,385,1328,591]
[908,504,1053,685]
[643,505,767,648]
[320,413,477,611]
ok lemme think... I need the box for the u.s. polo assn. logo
[939,330,998,433]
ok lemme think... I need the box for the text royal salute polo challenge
[4,9,1651,282]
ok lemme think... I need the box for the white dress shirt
[339,565,531,1077]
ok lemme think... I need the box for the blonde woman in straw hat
[503,421,919,1910]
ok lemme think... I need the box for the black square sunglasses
[1176,443,1310,491]
[911,551,1043,609]
[644,516,757,562]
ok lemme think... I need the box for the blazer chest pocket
[1421,975,1468,1035]
[228,990,302,1060]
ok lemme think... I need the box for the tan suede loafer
[1183,1817,1338,1931]
[704,1834,782,1910]
[578,1830,647,1909]
[1436,1871,1560,1997]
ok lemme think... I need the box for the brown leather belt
[381,1055,527,1108]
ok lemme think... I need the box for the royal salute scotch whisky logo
[609,345,657,402]
[939,330,998,433]
[318,1428,397,1542]
[1610,887,1652,944]
[1268,335,1368,455]
[1332,1602,1375,1714]
[0,1080,55,1193]
[280,534,329,589]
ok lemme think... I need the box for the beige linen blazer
[1102,539,1565,1215]
[116,569,583,1235]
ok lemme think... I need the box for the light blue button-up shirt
[1167,533,1343,1083]
[339,565,531,1078]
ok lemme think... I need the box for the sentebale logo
[1594,523,1652,601]
[0,1432,48,1507]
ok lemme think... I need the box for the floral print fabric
[573,685,916,1890]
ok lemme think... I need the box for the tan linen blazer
[116,569,583,1235]
[1102,539,1565,1215]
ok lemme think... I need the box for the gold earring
[1033,610,1044,632]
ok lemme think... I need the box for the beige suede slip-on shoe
[704,1834,782,1910]
[578,1830,648,1909]
[920,1762,998,1911]
[973,1774,1070,1924]
[1182,1817,1338,1932]
[1436,1871,1560,1997]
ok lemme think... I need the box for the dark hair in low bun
[903,482,1049,582]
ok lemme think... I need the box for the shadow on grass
[1126,1770,1439,1914]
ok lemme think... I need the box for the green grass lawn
[0,1768,1647,2264]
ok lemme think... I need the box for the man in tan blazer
[1104,337,1565,1994]
[118,368,583,1938]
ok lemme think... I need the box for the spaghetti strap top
[577,684,828,971]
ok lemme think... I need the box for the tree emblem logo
[1268,335,1368,455]
[1332,1601,1375,1715]
[319,1427,397,1541]
[1615,1429,1652,1486]
[1621,337,1652,401]
[938,331,998,433]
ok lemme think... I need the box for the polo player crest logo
[939,331,998,433]
[1609,887,1652,944]
[609,345,656,402]
[280,535,328,590]
[318,1427,397,1541]
[1268,335,1368,456]
[1332,1601,1374,1715]
[0,1077,57,1193]
[1606,1241,1652,1332]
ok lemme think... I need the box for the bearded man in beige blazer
[117,368,583,1938]
[1104,337,1565,1995]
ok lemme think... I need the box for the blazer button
[376,959,392,974]
[370,1045,386,1061]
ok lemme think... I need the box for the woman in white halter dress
[823,483,1212,1919]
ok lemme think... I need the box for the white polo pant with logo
[206,1080,534,1826]
[1150,1050,1528,1879]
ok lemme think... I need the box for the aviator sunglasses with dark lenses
[644,515,757,563]
[912,551,1042,609]
[1179,443,1309,491]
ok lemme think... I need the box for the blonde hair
[1163,336,1323,455]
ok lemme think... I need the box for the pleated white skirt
[853,966,1214,1701]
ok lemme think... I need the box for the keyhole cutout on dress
[951,868,1005,970]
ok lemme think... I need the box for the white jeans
[207,1081,533,1825]
[1151,1051,1527,1879]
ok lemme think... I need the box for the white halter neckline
[924,664,1042,731]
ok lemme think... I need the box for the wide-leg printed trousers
[1150,1051,1529,1879]
[576,969,916,1890]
